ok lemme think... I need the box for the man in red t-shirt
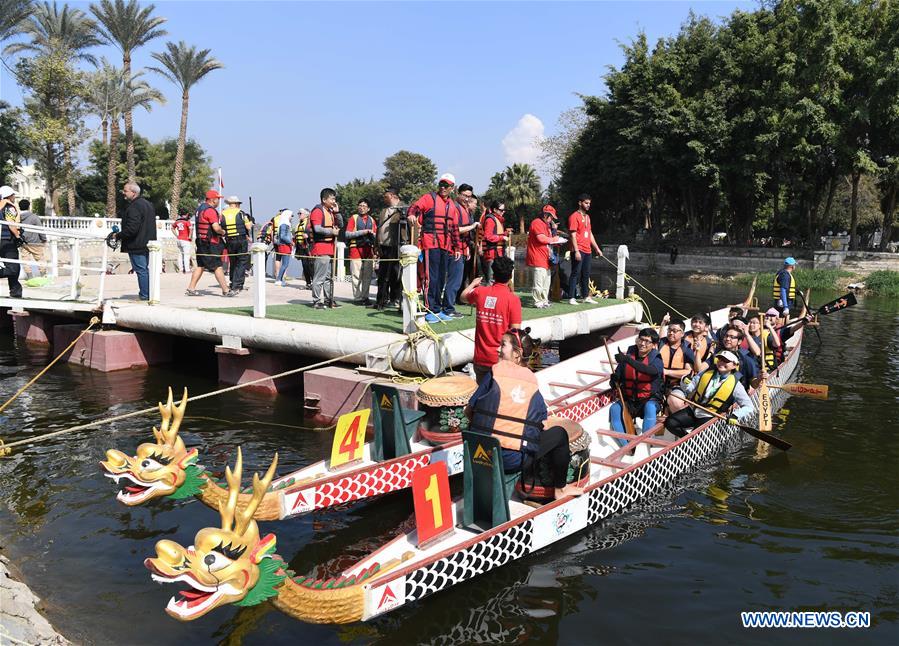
[527,205,567,308]
[567,193,603,304]
[186,190,233,296]
[461,255,522,384]
[408,173,462,323]
[172,209,193,273]
[309,188,342,309]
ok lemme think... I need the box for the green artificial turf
[205,294,627,334]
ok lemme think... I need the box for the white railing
[40,216,175,239]
[1,219,109,303]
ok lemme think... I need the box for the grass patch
[205,295,626,334]
[732,268,855,290]
[862,270,899,297]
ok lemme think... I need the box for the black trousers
[0,242,22,298]
[295,245,314,286]
[376,245,401,306]
[226,238,248,289]
[664,407,708,438]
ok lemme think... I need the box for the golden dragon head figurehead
[145,448,281,620]
[101,388,200,505]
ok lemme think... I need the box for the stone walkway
[0,555,69,645]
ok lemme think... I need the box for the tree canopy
[382,150,437,203]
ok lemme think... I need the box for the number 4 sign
[411,462,454,548]
[329,408,370,470]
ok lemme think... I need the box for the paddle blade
[742,275,757,309]
[758,381,773,432]
[817,292,857,316]
[773,383,829,399]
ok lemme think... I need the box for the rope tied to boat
[597,253,689,320]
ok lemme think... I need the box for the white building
[9,164,46,205]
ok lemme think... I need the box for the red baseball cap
[542,205,557,217]
[206,189,222,200]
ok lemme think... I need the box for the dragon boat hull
[276,327,803,623]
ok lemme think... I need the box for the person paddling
[467,329,583,500]
[608,328,665,447]
[658,314,697,413]
[664,350,754,438]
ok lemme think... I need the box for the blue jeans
[443,254,464,314]
[424,247,448,313]
[610,398,659,447]
[568,252,592,299]
[129,252,149,300]
[276,254,291,282]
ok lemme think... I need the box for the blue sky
[1,0,751,217]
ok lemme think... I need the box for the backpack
[258,220,274,244]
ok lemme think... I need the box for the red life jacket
[421,192,450,243]
[621,348,656,402]
[195,205,218,242]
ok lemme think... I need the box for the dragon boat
[101,325,640,519]
[142,304,804,624]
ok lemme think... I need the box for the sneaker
[584,296,597,304]
[569,298,578,305]
[274,281,283,286]
[449,311,465,319]
[224,290,238,297]
[185,289,200,296]
[437,312,453,322]
[328,301,342,308]
[424,312,440,324]
[314,302,325,310]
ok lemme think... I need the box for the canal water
[0,279,896,645]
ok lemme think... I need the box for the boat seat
[371,383,426,462]
[460,431,519,532]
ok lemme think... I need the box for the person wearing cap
[480,200,510,285]
[172,208,193,273]
[293,208,313,289]
[718,323,759,390]
[345,199,378,305]
[309,188,341,309]
[186,189,233,296]
[117,182,157,301]
[407,173,463,323]
[527,205,567,308]
[220,196,253,292]
[443,183,479,317]
[0,185,22,298]
[772,256,798,316]
[663,349,754,438]
[608,328,665,447]
[375,187,410,310]
[567,193,603,305]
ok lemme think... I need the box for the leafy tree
[382,150,437,203]
[484,163,542,234]
[335,177,387,216]
[90,0,166,182]
[0,101,27,184]
[149,40,222,218]
[0,0,33,44]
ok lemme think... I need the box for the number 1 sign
[329,408,370,470]
[411,461,454,548]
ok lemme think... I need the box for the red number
[339,416,361,460]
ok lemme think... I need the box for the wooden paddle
[602,339,636,436]
[668,391,792,451]
[742,275,758,309]
[759,341,773,432]
[770,383,829,399]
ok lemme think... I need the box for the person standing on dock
[0,185,22,298]
[118,182,157,302]
[309,188,341,309]
[345,199,377,305]
[220,196,253,292]
[444,183,479,318]
[461,255,522,384]
[527,205,566,309]
[172,209,193,273]
[293,208,313,289]
[567,194,603,304]
[273,209,295,286]
[480,200,509,285]
[408,173,463,322]
[773,256,798,316]
[374,187,408,310]
[185,189,234,297]
[17,199,46,278]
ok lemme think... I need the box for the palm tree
[90,0,166,182]
[149,41,222,217]
[86,60,163,215]
[5,2,100,215]
[0,0,32,44]
[496,163,542,234]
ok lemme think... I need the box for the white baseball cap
[0,186,15,199]
[225,195,242,204]
[715,350,739,364]
[438,173,456,186]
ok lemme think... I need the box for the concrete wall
[813,250,899,272]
